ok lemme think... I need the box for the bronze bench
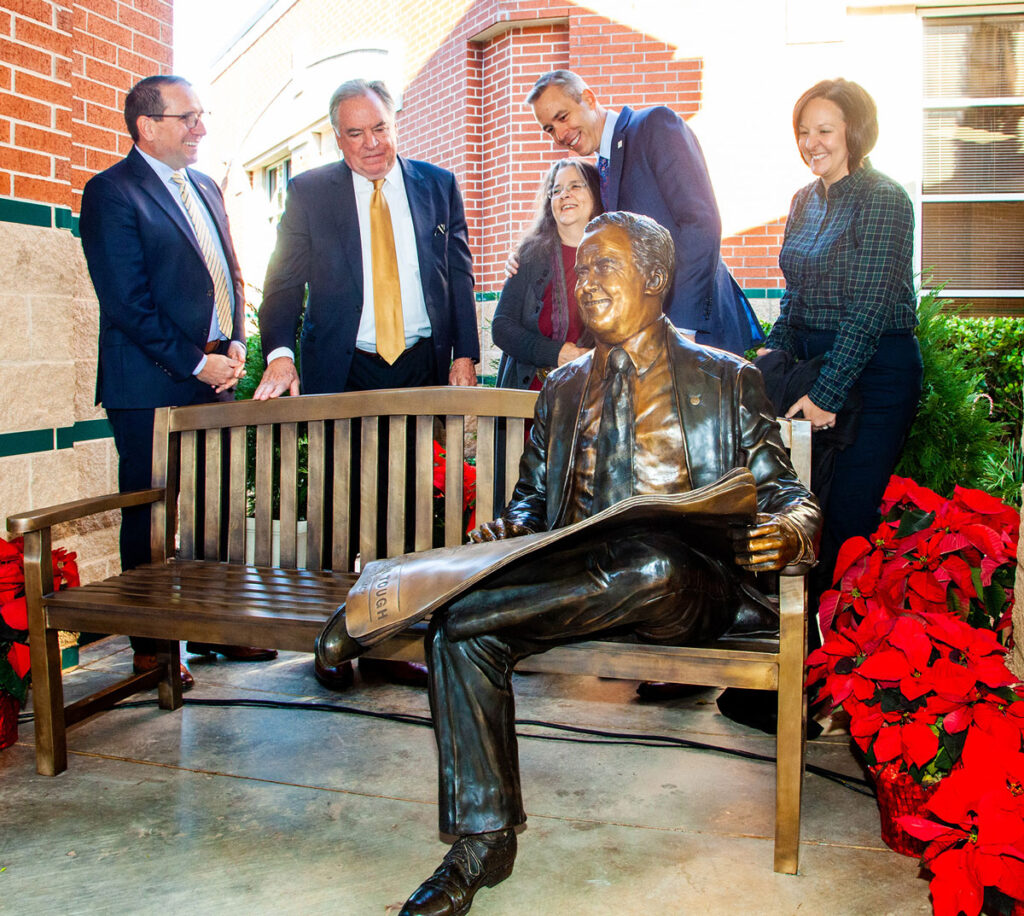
[8,386,811,874]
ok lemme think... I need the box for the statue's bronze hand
[730,513,801,572]
[468,518,534,542]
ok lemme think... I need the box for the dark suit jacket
[606,107,764,356]
[493,248,562,390]
[502,320,820,553]
[259,157,479,393]
[80,146,245,409]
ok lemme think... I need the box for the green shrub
[894,291,1007,497]
[939,315,1023,438]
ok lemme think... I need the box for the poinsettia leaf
[0,651,28,705]
[929,849,985,916]
[895,508,937,539]
[897,815,951,841]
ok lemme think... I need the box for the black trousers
[791,330,923,626]
[425,527,736,835]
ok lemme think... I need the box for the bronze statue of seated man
[317,211,821,915]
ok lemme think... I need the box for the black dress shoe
[186,643,278,662]
[315,602,366,670]
[359,657,428,688]
[716,687,823,740]
[635,681,708,702]
[313,657,354,691]
[400,829,516,916]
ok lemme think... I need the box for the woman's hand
[784,394,836,432]
[755,347,774,357]
[557,342,589,366]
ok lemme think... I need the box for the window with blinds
[922,14,1024,315]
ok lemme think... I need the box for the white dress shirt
[265,161,432,365]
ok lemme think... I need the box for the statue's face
[575,224,662,345]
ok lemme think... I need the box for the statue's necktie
[597,154,610,204]
[170,172,233,339]
[592,346,635,512]
[370,178,405,364]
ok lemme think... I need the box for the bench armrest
[7,488,166,535]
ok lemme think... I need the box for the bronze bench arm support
[6,488,166,535]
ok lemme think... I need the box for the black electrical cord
[17,695,875,797]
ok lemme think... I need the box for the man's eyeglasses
[144,111,205,129]
[548,180,588,199]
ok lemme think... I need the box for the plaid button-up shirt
[765,164,918,413]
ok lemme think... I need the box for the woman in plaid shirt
[760,78,923,631]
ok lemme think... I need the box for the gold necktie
[170,172,233,339]
[370,178,405,364]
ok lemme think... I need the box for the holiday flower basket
[806,476,1023,915]
[0,536,80,750]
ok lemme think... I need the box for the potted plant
[1,536,79,750]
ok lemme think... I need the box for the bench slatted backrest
[151,388,539,573]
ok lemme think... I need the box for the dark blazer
[80,146,246,409]
[259,157,479,393]
[493,249,562,389]
[606,107,764,356]
[502,320,820,551]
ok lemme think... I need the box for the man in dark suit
[527,69,764,358]
[253,79,480,689]
[318,213,820,916]
[253,78,479,399]
[80,75,277,687]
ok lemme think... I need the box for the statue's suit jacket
[502,321,821,548]
[80,146,246,409]
[259,157,479,393]
[605,107,763,356]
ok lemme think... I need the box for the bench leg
[29,625,68,776]
[774,575,807,874]
[23,530,67,776]
[155,640,183,710]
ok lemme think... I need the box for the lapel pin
[689,394,701,406]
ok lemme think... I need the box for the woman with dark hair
[761,77,923,626]
[493,158,602,389]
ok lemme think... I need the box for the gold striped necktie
[370,178,405,364]
[170,171,234,340]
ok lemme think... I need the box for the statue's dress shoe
[313,657,354,691]
[132,653,195,691]
[400,829,516,916]
[186,643,278,662]
[315,602,366,669]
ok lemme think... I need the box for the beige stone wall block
[72,292,101,418]
[0,362,77,433]
[30,449,79,514]
[73,439,117,499]
[0,295,32,362]
[0,224,79,298]
[30,295,76,365]
[0,454,31,538]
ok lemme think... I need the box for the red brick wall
[722,219,787,289]
[208,0,789,296]
[0,0,171,215]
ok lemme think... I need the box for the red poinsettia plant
[807,476,1020,782]
[807,476,1023,915]
[432,441,478,537]
[0,536,80,706]
[899,726,1024,916]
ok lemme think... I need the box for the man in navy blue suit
[80,75,277,686]
[253,79,479,399]
[527,69,764,357]
[253,78,480,689]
